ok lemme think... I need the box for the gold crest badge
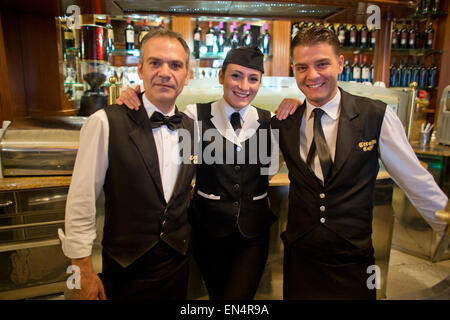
[358,139,377,152]
[189,155,198,164]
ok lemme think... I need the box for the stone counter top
[0,176,72,191]
[411,141,450,157]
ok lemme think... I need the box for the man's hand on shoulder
[116,85,142,110]
[275,98,302,120]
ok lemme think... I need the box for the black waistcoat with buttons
[189,102,276,238]
[271,89,386,256]
[102,98,196,268]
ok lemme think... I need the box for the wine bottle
[424,21,434,49]
[408,22,417,49]
[391,20,399,49]
[351,55,361,82]
[432,0,440,14]
[105,16,114,53]
[229,22,240,49]
[337,23,347,47]
[343,59,352,82]
[205,21,215,54]
[138,18,150,45]
[361,56,371,82]
[415,0,423,15]
[64,21,75,49]
[291,22,300,39]
[369,26,377,48]
[261,22,270,54]
[428,58,437,88]
[400,59,410,86]
[360,24,369,48]
[125,16,135,50]
[410,58,420,84]
[418,58,428,88]
[300,21,309,31]
[327,23,336,35]
[217,21,226,53]
[193,19,202,59]
[422,0,431,15]
[243,22,253,47]
[369,62,374,83]
[349,24,358,47]
[390,58,398,87]
[399,22,408,49]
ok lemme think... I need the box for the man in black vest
[271,26,448,299]
[59,29,196,299]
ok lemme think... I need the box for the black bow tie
[150,111,183,131]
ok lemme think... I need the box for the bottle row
[193,20,271,58]
[338,55,374,83]
[389,57,437,88]
[415,0,442,16]
[291,22,377,49]
[391,20,435,50]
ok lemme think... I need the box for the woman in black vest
[118,47,287,300]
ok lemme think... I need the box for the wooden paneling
[171,16,193,51]
[373,19,391,85]
[436,0,450,119]
[272,20,291,76]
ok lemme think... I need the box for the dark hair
[290,26,341,62]
[139,28,191,68]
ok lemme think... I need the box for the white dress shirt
[300,90,448,234]
[59,95,181,259]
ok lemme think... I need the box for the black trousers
[192,228,270,300]
[283,227,377,300]
[99,241,190,300]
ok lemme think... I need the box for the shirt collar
[142,93,176,118]
[306,89,341,121]
[220,97,250,122]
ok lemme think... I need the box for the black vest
[190,102,276,238]
[102,99,197,268]
[271,89,386,255]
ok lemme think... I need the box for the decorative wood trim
[373,18,391,85]
[272,20,291,76]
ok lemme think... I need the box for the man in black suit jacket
[59,29,196,300]
[271,26,448,299]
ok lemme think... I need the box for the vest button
[320,217,326,224]
[234,184,240,190]
[320,206,326,212]
[233,201,239,207]
[319,193,325,199]
[234,165,241,171]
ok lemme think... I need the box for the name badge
[358,139,377,152]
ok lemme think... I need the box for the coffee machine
[436,85,450,145]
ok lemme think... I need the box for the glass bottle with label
[391,20,399,49]
[399,22,409,49]
[390,58,398,87]
[217,21,226,53]
[261,22,270,54]
[138,18,150,45]
[105,16,114,53]
[428,59,437,88]
[424,21,434,49]
[327,23,336,35]
[360,24,369,48]
[361,56,371,82]
[337,23,347,47]
[64,21,75,49]
[419,58,428,88]
[243,22,253,47]
[369,26,377,48]
[291,22,300,39]
[193,19,202,59]
[408,22,417,49]
[229,22,240,49]
[351,55,361,82]
[205,21,215,54]
[125,16,135,50]
[349,24,358,47]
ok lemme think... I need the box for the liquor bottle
[410,58,420,84]
[391,20,400,48]
[205,21,215,54]
[400,59,411,86]
[422,0,431,15]
[359,24,369,48]
[343,58,352,81]
[418,58,428,88]
[125,16,135,50]
[432,0,440,14]
[428,59,437,88]
[351,55,361,82]
[105,16,114,52]
[229,22,240,49]
[243,22,253,47]
[291,22,300,39]
[217,21,226,53]
[327,23,336,35]
[261,22,270,54]
[424,21,434,49]
[361,56,371,82]
[138,18,150,44]
[390,58,398,87]
[337,23,347,47]
[63,21,75,49]
[399,22,409,49]
[369,62,374,83]
[349,24,358,47]
[408,22,417,49]
[369,26,377,48]
[193,19,202,59]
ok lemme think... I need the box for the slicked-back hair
[139,28,191,68]
[290,25,342,62]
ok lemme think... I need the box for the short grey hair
[139,28,190,68]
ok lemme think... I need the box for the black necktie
[230,112,242,134]
[150,111,182,131]
[307,108,332,182]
